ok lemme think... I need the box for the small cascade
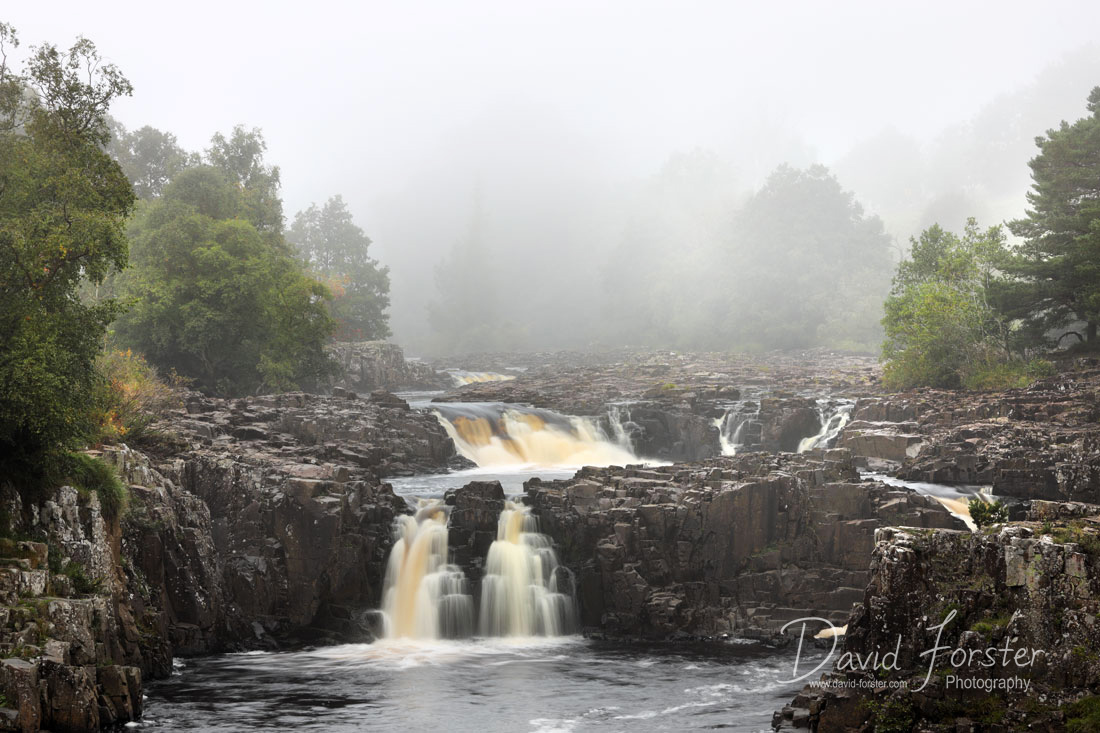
[380,501,474,639]
[479,502,577,637]
[713,399,761,456]
[434,403,639,468]
[447,370,516,386]
[797,400,854,453]
[606,403,638,453]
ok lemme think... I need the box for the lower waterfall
[380,501,474,639]
[379,500,575,640]
[479,502,577,636]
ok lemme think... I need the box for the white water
[713,399,760,456]
[446,370,517,386]
[480,502,577,637]
[434,403,640,469]
[380,501,474,639]
[864,473,997,532]
[380,498,576,640]
[797,400,854,453]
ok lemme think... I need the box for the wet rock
[526,450,964,639]
[327,341,448,392]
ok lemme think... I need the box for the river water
[138,637,824,732]
[136,394,975,731]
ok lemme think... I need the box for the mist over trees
[381,46,1100,357]
[288,195,391,341]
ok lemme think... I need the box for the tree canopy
[998,87,1100,347]
[0,25,135,480]
[113,166,336,395]
[288,195,391,341]
[723,164,895,350]
[881,220,1011,389]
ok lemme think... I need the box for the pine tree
[999,87,1100,347]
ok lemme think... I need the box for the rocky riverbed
[0,347,1098,731]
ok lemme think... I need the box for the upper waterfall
[433,403,639,468]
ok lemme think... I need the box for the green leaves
[114,166,336,396]
[881,220,1012,390]
[1003,86,1100,346]
[288,195,391,341]
[0,29,134,487]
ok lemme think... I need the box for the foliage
[288,195,391,341]
[427,201,528,353]
[962,358,1054,391]
[113,166,337,395]
[88,349,183,447]
[107,120,196,199]
[65,452,127,519]
[206,125,284,234]
[998,87,1100,348]
[0,25,135,487]
[1066,696,1100,733]
[968,499,1008,529]
[881,220,1017,389]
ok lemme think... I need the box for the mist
[10,0,1100,355]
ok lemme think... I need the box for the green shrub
[968,499,1008,529]
[88,349,184,448]
[60,559,101,595]
[65,453,128,519]
[962,359,1055,391]
[1066,696,1100,733]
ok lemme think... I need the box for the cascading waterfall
[479,502,577,637]
[380,501,474,639]
[713,399,761,456]
[434,403,639,468]
[447,370,517,386]
[797,400,854,453]
[379,499,576,640]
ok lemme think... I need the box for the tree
[206,125,284,234]
[881,220,1012,389]
[288,195,391,341]
[0,26,135,482]
[999,87,1100,348]
[107,120,196,199]
[114,166,335,395]
[725,164,894,350]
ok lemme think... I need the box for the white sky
[7,1,1100,348]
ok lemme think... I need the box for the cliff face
[0,390,456,731]
[774,501,1100,731]
[525,449,964,639]
[326,341,447,392]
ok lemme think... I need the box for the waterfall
[606,403,637,453]
[479,502,577,637]
[379,499,576,640]
[380,501,475,639]
[713,399,760,456]
[447,370,516,386]
[797,400,854,453]
[434,403,639,468]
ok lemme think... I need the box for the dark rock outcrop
[775,502,1100,731]
[0,390,460,730]
[327,340,448,393]
[526,449,964,639]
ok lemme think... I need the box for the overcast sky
[9,1,1098,212]
[7,1,1100,349]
